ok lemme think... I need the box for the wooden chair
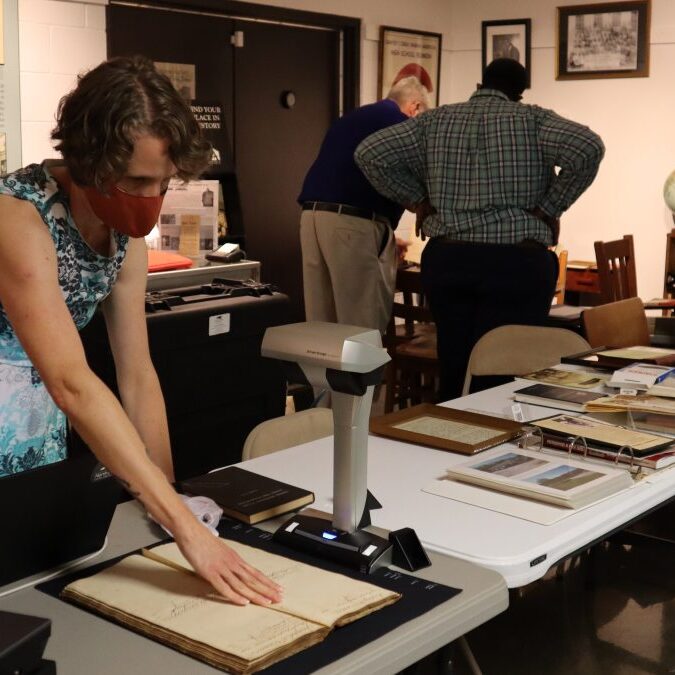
[461,325,591,396]
[581,297,650,348]
[594,234,675,313]
[242,408,333,460]
[594,234,638,303]
[383,267,439,412]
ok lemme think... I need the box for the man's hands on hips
[528,207,560,246]
[407,199,435,241]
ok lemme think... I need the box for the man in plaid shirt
[355,58,604,400]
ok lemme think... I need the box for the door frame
[107,0,360,115]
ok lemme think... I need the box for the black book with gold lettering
[180,466,314,524]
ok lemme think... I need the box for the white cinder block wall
[19,0,106,163]
[16,0,675,298]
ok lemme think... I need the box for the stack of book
[585,394,675,416]
[513,367,608,411]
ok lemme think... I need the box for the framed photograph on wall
[482,19,531,88]
[557,1,651,80]
[379,26,442,107]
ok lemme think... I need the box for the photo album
[443,447,633,510]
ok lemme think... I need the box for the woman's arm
[0,196,281,605]
[101,237,173,480]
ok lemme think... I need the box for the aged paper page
[586,394,675,416]
[147,541,399,628]
[64,554,322,664]
[394,416,504,444]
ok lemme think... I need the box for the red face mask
[83,185,165,238]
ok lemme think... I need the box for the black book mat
[38,518,462,674]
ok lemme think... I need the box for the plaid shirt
[355,89,605,245]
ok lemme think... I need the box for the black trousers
[421,238,559,402]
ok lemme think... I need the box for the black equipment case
[77,279,291,480]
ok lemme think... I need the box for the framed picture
[369,403,524,455]
[379,26,442,107]
[557,1,651,80]
[482,19,531,88]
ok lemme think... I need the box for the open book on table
[528,413,675,471]
[443,446,633,510]
[61,540,400,674]
[532,413,675,455]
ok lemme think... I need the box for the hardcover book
[608,363,675,390]
[443,447,633,510]
[513,384,604,412]
[180,466,314,525]
[62,541,400,674]
[562,346,675,370]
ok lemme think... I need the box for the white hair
[387,76,431,112]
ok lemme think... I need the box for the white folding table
[239,380,675,588]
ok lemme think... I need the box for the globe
[665,170,675,212]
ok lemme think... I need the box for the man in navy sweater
[298,77,429,333]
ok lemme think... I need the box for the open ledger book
[444,447,633,509]
[62,540,400,674]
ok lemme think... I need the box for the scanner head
[261,321,390,393]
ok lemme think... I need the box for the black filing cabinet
[77,280,291,480]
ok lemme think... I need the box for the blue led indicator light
[322,531,338,540]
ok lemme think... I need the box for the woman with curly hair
[0,56,281,606]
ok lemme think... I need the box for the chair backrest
[581,297,650,348]
[594,234,638,303]
[241,408,334,460]
[553,249,568,306]
[385,265,433,346]
[461,325,591,396]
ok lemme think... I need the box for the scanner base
[273,514,392,574]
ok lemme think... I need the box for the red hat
[393,63,433,92]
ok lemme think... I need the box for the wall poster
[378,26,442,107]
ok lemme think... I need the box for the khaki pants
[300,209,396,333]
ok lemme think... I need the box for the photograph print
[482,19,531,87]
[557,1,651,79]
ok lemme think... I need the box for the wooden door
[107,5,339,318]
[233,21,338,319]
[107,5,235,173]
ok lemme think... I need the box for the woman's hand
[175,520,283,606]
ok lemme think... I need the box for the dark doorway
[232,20,337,321]
[108,2,355,320]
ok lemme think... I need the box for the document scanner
[262,321,392,573]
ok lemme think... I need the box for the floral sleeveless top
[0,163,129,476]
